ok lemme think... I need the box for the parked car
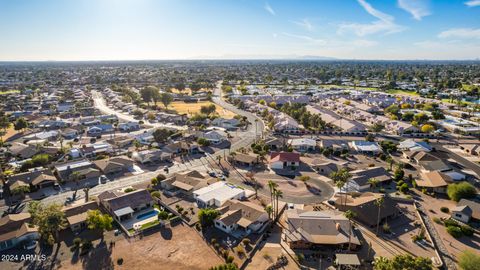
[23,240,37,250]
[99,175,108,183]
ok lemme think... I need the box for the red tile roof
[270,152,300,163]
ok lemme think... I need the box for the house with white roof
[193,182,246,208]
[351,141,381,154]
[288,138,317,152]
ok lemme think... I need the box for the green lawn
[385,89,419,96]
[140,220,160,230]
[320,84,378,91]
[0,90,20,95]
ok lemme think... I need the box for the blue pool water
[137,210,158,220]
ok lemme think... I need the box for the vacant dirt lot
[169,101,237,118]
[110,224,222,270]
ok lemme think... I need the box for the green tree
[458,250,480,270]
[14,117,28,132]
[273,188,283,221]
[265,205,273,220]
[447,182,477,202]
[153,128,173,144]
[267,180,278,218]
[421,124,435,133]
[198,208,220,227]
[209,263,239,270]
[160,92,173,109]
[86,210,113,235]
[28,201,67,245]
[373,255,432,270]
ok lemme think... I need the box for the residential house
[0,213,39,251]
[211,118,240,130]
[63,201,99,232]
[193,181,246,208]
[288,138,317,152]
[163,141,201,155]
[160,170,213,197]
[284,209,360,250]
[459,144,480,156]
[197,130,228,144]
[132,149,172,164]
[87,124,113,136]
[351,141,381,154]
[451,205,472,223]
[269,152,300,170]
[61,128,79,139]
[228,153,259,167]
[301,157,347,176]
[398,139,432,152]
[118,122,140,132]
[81,142,113,158]
[8,142,39,159]
[98,189,153,222]
[453,199,480,222]
[214,200,269,236]
[93,156,134,176]
[416,171,452,194]
[54,159,101,182]
[7,168,57,192]
[344,167,391,192]
[334,193,400,227]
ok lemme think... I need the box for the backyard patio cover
[335,254,360,266]
[114,206,134,217]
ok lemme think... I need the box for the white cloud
[397,0,431,20]
[438,28,480,39]
[282,32,326,45]
[465,0,480,7]
[291,18,314,31]
[264,2,275,15]
[338,0,405,36]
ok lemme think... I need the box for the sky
[0,0,479,61]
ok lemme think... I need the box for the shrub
[446,226,462,238]
[399,183,409,193]
[382,223,391,233]
[195,223,201,231]
[459,250,480,270]
[124,187,135,193]
[263,253,271,260]
[443,219,459,227]
[235,246,245,257]
[117,258,124,265]
[211,238,217,245]
[158,211,169,220]
[461,225,474,236]
[242,238,251,246]
[151,178,159,186]
[151,191,161,199]
[73,237,82,248]
[432,217,442,224]
[226,256,234,264]
[440,207,449,213]
[296,253,305,262]
[156,174,166,180]
[447,182,477,202]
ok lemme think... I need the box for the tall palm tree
[375,196,384,236]
[267,180,278,216]
[386,156,394,171]
[335,180,346,206]
[265,205,273,220]
[274,189,283,221]
[344,210,357,250]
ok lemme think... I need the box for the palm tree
[368,178,379,191]
[335,180,346,206]
[70,171,82,199]
[274,189,283,221]
[344,210,357,250]
[267,180,278,217]
[386,156,394,171]
[265,205,273,220]
[374,196,384,235]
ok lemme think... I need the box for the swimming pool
[137,210,158,220]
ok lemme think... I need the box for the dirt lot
[168,101,237,118]
[0,224,223,270]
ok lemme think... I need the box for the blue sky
[0,0,479,60]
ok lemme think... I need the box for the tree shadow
[81,240,114,270]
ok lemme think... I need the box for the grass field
[385,89,420,96]
[167,101,237,118]
[0,90,20,95]
[319,84,378,91]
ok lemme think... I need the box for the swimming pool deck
[122,208,160,230]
